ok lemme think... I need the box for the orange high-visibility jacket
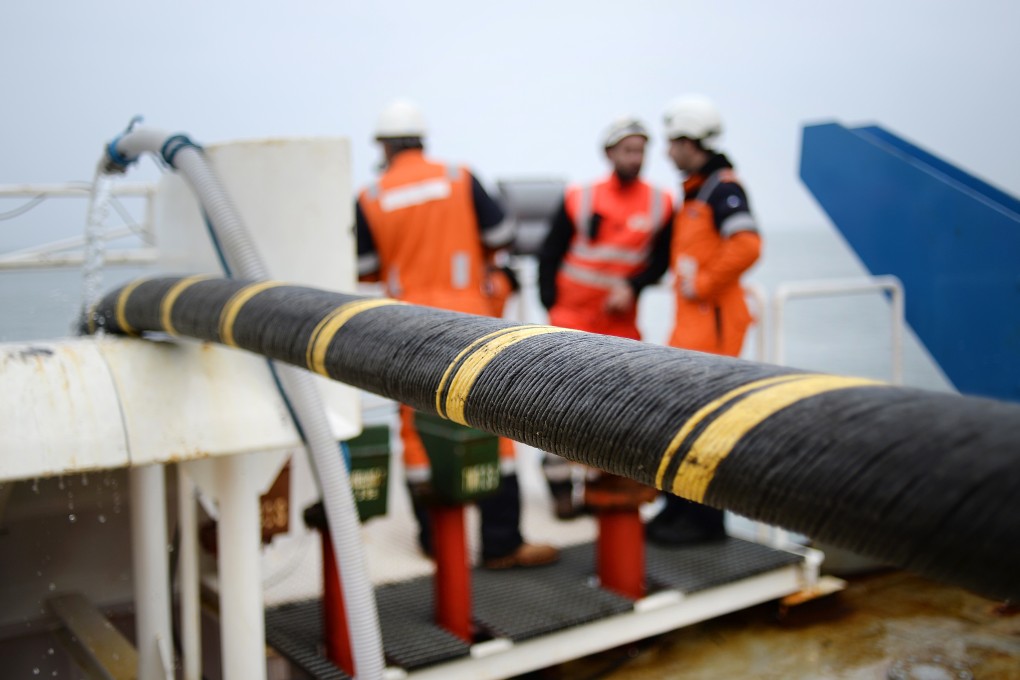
[358,150,515,475]
[358,150,494,316]
[550,176,672,338]
[669,168,761,356]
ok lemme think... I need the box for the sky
[2,0,1019,250]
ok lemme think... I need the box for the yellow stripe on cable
[219,281,287,347]
[114,278,150,336]
[654,374,807,489]
[671,375,880,502]
[443,326,573,425]
[434,325,542,418]
[160,275,213,336]
[306,298,401,376]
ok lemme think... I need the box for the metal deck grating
[265,537,804,678]
[373,578,473,669]
[646,537,804,593]
[472,544,633,642]
[265,600,352,680]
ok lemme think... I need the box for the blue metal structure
[800,122,1020,402]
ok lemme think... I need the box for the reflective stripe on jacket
[550,175,671,338]
[669,168,761,356]
[358,150,491,316]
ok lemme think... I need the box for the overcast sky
[2,0,1018,250]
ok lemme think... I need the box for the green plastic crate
[413,412,501,503]
[346,424,390,521]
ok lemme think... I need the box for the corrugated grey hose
[105,128,385,680]
[87,276,1020,604]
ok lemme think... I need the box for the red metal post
[430,505,472,642]
[319,530,355,676]
[597,509,646,599]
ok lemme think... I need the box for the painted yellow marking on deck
[160,275,212,336]
[306,298,401,375]
[672,375,880,502]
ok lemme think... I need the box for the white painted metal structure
[0,137,360,680]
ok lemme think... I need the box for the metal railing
[770,275,905,385]
[0,182,157,269]
[762,275,905,549]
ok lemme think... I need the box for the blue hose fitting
[161,134,204,168]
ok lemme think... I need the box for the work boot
[482,542,560,570]
[646,496,726,547]
[478,473,559,568]
[548,479,581,520]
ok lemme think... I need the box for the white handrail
[744,282,767,363]
[771,276,904,385]
[764,275,904,549]
[0,181,157,269]
[0,182,154,197]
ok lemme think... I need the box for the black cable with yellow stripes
[86,276,1020,602]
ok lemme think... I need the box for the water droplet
[32,479,40,494]
[33,668,40,675]
[68,514,77,523]
[97,514,107,524]
[58,477,64,491]
[112,653,119,661]
[47,648,54,655]
[48,583,56,592]
[81,474,89,486]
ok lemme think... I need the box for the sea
[0,225,954,395]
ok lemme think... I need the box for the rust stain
[543,571,1020,679]
[161,449,213,464]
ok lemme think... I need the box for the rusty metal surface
[538,570,1020,679]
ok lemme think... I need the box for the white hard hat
[602,116,650,149]
[663,94,722,146]
[374,99,427,140]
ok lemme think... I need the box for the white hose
[110,126,386,679]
